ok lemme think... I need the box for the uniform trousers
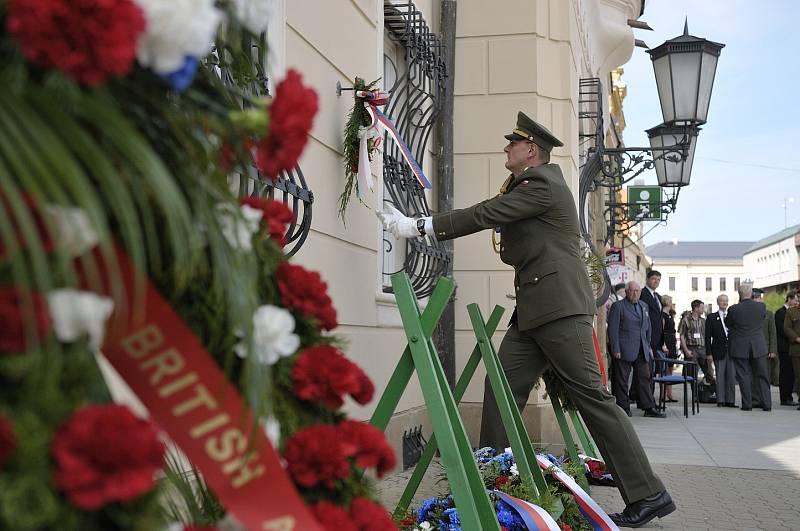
[478,314,664,504]
[713,356,736,405]
[791,357,800,401]
[734,353,771,409]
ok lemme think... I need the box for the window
[705,277,712,291]
[691,277,698,291]
[734,277,741,291]
[669,276,676,291]
[720,277,727,291]
[705,303,713,314]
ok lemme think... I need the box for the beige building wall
[744,237,800,291]
[272,0,642,467]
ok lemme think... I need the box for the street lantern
[646,124,699,187]
[647,20,725,125]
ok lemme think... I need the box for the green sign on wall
[627,185,662,221]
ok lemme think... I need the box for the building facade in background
[646,241,753,315]
[743,224,800,294]
[270,0,645,468]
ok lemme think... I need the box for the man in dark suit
[775,290,798,406]
[705,294,736,407]
[751,288,777,407]
[379,112,674,527]
[607,280,665,418]
[726,283,771,411]
[638,270,663,405]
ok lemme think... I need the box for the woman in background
[661,295,678,402]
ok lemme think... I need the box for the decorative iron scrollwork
[381,1,450,298]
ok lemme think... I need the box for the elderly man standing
[706,294,735,407]
[726,283,771,411]
[378,111,674,527]
[607,281,665,419]
[751,288,777,408]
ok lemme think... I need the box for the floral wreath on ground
[395,448,614,531]
[0,1,397,530]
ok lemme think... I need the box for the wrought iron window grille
[217,39,314,259]
[381,1,450,298]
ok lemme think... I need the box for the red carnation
[292,346,373,409]
[350,497,397,531]
[184,527,218,531]
[311,501,357,531]
[558,523,573,531]
[337,420,396,477]
[6,0,146,86]
[494,475,510,488]
[277,262,337,330]
[0,286,51,353]
[239,197,294,246]
[0,415,17,469]
[257,69,318,178]
[283,425,350,488]
[52,404,165,510]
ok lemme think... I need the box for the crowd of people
[606,270,800,415]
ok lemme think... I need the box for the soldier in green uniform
[378,112,675,527]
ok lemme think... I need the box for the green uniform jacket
[432,163,595,331]
[783,307,800,357]
[763,310,777,353]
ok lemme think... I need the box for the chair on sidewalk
[652,351,699,418]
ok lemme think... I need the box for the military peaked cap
[504,111,563,152]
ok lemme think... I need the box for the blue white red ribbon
[535,454,619,531]
[355,90,432,196]
[492,490,560,530]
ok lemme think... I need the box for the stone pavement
[376,387,800,530]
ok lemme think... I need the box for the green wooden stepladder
[372,272,604,526]
[369,272,501,531]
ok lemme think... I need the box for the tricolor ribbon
[355,89,432,197]
[536,454,619,531]
[492,490,560,530]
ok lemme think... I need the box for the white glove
[375,204,419,239]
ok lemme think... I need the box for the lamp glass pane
[696,53,719,123]
[652,55,675,123]
[670,52,701,123]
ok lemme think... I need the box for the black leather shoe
[724,403,737,408]
[780,401,798,406]
[762,407,772,412]
[643,408,666,418]
[609,490,676,528]
[741,406,752,411]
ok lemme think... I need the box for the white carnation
[510,463,518,476]
[262,416,281,448]
[46,289,114,351]
[45,205,99,257]
[135,0,222,74]
[217,203,262,251]
[236,305,299,365]
[231,0,275,35]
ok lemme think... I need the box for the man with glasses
[378,111,675,527]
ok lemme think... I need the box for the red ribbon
[93,247,321,531]
[592,327,607,387]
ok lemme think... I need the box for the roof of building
[745,223,800,254]
[646,241,755,263]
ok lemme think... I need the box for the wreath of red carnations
[5,0,146,86]
[292,345,374,409]
[276,262,338,330]
[51,404,165,510]
[256,69,319,178]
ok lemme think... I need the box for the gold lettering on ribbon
[140,347,185,385]
[223,452,266,488]
[121,325,164,359]
[262,516,296,530]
